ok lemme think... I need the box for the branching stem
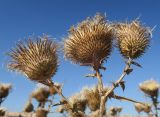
[98,58,132,117]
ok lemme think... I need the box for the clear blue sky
[0,0,160,116]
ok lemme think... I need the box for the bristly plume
[115,20,151,59]
[64,13,113,70]
[7,36,58,81]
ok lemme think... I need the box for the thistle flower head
[139,80,159,97]
[115,20,151,59]
[31,87,50,102]
[8,36,58,81]
[0,83,12,98]
[64,13,113,69]
[81,86,100,111]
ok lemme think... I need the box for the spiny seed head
[64,13,113,69]
[23,101,34,112]
[8,36,58,82]
[35,108,48,117]
[134,103,144,113]
[139,80,159,97]
[134,103,151,113]
[81,86,100,111]
[0,83,12,98]
[68,93,87,112]
[115,20,151,59]
[31,87,50,102]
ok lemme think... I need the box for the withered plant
[5,13,154,117]
[64,13,152,117]
[139,79,160,117]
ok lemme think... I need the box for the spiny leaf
[119,81,125,91]
[131,61,142,68]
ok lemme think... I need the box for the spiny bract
[115,20,151,59]
[8,36,58,81]
[64,13,113,69]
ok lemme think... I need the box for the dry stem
[98,58,132,117]
[113,94,146,105]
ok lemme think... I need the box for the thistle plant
[7,36,75,115]
[139,80,160,117]
[64,13,151,117]
[4,13,153,117]
[64,13,114,117]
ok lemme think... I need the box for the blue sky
[0,0,160,116]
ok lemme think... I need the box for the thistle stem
[96,70,104,95]
[151,96,158,117]
[95,69,105,117]
[98,58,132,117]
[113,94,146,105]
[46,79,76,113]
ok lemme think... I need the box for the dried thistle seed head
[8,36,58,81]
[64,13,113,69]
[68,93,87,112]
[35,108,48,117]
[23,101,34,112]
[139,80,159,97]
[31,87,50,102]
[134,103,144,113]
[0,83,12,98]
[143,103,151,113]
[82,86,100,111]
[115,20,151,59]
